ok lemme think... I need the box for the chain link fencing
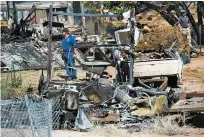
[1,96,53,137]
[52,98,62,130]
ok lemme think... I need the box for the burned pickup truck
[111,28,184,89]
[112,48,183,90]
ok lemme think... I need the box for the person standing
[178,10,192,47]
[62,28,77,80]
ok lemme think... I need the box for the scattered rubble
[1,2,204,137]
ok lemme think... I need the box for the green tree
[84,1,102,13]
[102,1,134,14]
[84,1,134,14]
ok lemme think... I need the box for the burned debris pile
[1,42,47,72]
[32,8,185,132]
[1,2,204,136]
[35,76,178,131]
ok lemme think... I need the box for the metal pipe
[46,5,53,83]
[129,8,136,85]
[12,1,17,26]
[199,25,202,53]
[35,8,37,23]
[53,12,121,18]
[6,2,10,18]
[81,1,85,25]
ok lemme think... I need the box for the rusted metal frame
[180,92,204,100]
[186,92,204,98]
[88,113,119,123]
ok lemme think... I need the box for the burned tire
[168,76,178,88]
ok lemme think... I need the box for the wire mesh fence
[1,96,53,137]
[52,98,62,130]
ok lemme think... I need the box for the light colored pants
[182,28,192,47]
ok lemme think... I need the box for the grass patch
[1,70,44,99]
[146,116,188,136]
[1,69,70,99]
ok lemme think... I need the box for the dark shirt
[178,15,189,28]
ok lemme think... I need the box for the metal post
[12,1,17,26]
[199,25,202,53]
[52,12,121,18]
[34,8,37,23]
[25,95,36,137]
[46,5,53,83]
[129,8,136,85]
[81,1,85,24]
[197,2,203,53]
[6,1,10,18]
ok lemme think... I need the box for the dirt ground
[52,129,204,137]
[179,56,204,92]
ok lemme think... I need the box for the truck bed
[133,58,183,78]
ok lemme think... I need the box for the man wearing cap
[178,10,192,47]
[62,28,77,80]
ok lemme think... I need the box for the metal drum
[64,89,79,110]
